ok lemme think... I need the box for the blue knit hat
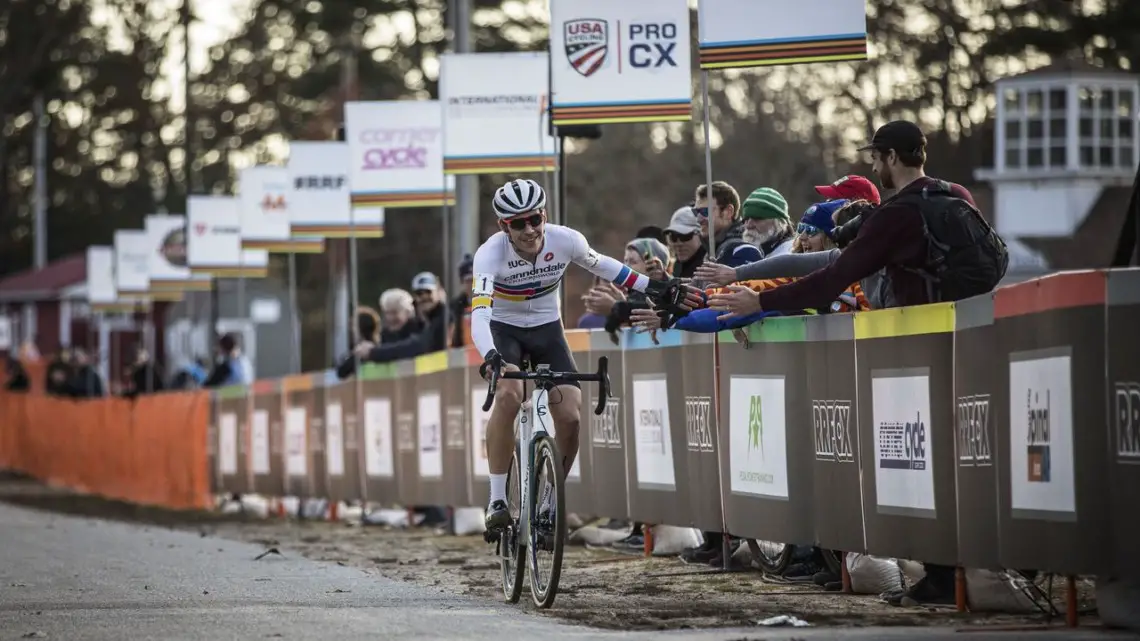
[798,199,849,239]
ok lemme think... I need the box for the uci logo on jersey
[508,259,528,269]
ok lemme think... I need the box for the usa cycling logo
[564,19,608,77]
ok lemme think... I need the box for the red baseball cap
[814,175,881,205]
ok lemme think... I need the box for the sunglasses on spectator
[413,290,434,297]
[505,213,544,230]
[797,222,830,237]
[665,231,697,242]
[691,206,710,218]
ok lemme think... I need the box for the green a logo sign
[747,395,763,459]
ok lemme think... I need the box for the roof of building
[0,254,87,302]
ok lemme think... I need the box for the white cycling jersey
[469,223,652,360]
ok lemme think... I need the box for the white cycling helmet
[492,179,547,219]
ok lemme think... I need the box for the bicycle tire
[499,448,525,604]
[748,539,795,575]
[528,435,566,609]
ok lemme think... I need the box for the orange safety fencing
[0,389,212,511]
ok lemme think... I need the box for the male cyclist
[471,178,699,534]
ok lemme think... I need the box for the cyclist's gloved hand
[645,277,706,314]
[479,349,501,381]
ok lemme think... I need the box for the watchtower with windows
[974,61,1139,240]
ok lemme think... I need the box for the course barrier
[1,269,1138,578]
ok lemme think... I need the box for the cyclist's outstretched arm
[469,245,499,362]
[566,228,654,294]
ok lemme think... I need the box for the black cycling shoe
[485,500,511,533]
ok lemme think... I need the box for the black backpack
[895,180,1009,303]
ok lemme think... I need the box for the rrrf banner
[187,195,269,278]
[345,100,456,208]
[86,246,129,312]
[239,166,323,253]
[113,229,152,302]
[145,214,211,295]
[440,52,556,174]
[549,0,692,125]
[287,141,383,238]
[698,0,867,69]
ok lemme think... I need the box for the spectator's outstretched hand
[583,287,620,316]
[352,341,375,358]
[629,306,663,332]
[707,284,763,320]
[693,261,736,287]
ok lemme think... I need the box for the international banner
[345,100,456,208]
[86,246,132,313]
[113,229,152,303]
[239,166,323,253]
[698,0,867,69]
[440,52,556,174]
[548,0,692,125]
[187,195,269,278]
[145,214,211,296]
[286,141,383,238]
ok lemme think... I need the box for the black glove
[644,277,693,315]
[478,349,501,380]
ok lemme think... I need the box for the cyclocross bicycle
[481,353,611,609]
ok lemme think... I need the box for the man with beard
[740,187,794,258]
[693,181,763,268]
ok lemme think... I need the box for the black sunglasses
[665,230,696,242]
[413,289,434,297]
[505,213,544,230]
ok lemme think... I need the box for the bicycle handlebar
[481,354,611,416]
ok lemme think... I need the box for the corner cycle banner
[113,229,152,302]
[345,100,456,208]
[145,214,211,295]
[86,246,129,312]
[238,166,323,253]
[548,0,693,124]
[439,52,557,174]
[698,0,867,69]
[286,141,383,238]
[186,195,268,278]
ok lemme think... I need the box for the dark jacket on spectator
[382,317,422,344]
[45,359,72,396]
[706,220,762,268]
[758,177,975,312]
[366,303,448,364]
[126,362,165,397]
[672,245,707,280]
[68,366,105,398]
[4,360,29,391]
[449,293,469,348]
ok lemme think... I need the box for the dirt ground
[0,477,1100,632]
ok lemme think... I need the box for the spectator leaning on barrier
[791,199,846,254]
[125,346,164,398]
[68,348,104,398]
[45,348,73,396]
[378,288,421,343]
[707,120,1009,606]
[450,254,475,348]
[740,187,795,258]
[203,333,251,388]
[693,181,762,268]
[664,204,706,279]
[336,306,381,380]
[358,272,449,364]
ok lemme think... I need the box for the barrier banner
[681,332,723,533]
[282,376,313,499]
[413,361,447,506]
[215,386,251,495]
[286,141,382,238]
[307,376,330,501]
[952,295,1002,569]
[87,246,132,313]
[187,196,268,278]
[697,0,868,69]
[548,0,693,125]
[720,319,813,545]
[622,330,688,527]
[994,272,1110,575]
[250,381,284,498]
[145,214,210,295]
[393,361,421,505]
[467,357,491,508]
[324,379,356,503]
[803,313,864,554]
[439,52,556,174]
[360,365,399,505]
[345,100,456,208]
[562,335,593,516]
[855,305,959,566]
[441,352,470,507]
[1107,268,1140,577]
[113,229,152,303]
[207,391,220,495]
[238,165,323,253]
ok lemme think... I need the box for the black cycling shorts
[489,319,580,390]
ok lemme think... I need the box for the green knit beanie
[741,187,789,222]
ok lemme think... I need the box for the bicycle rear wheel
[499,448,525,603]
[527,435,566,609]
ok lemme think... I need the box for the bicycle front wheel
[527,435,566,609]
[499,447,525,603]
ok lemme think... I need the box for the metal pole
[328,35,358,364]
[287,253,301,373]
[454,0,479,260]
[33,94,47,270]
